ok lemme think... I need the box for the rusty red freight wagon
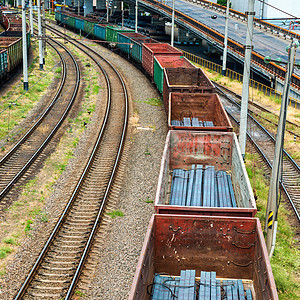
[168,92,233,132]
[142,43,183,79]
[155,131,256,217]
[129,214,278,300]
[163,67,215,112]
[153,55,195,94]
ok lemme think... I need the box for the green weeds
[25,220,33,233]
[144,146,151,156]
[135,98,163,106]
[74,290,86,297]
[3,237,17,245]
[107,210,124,219]
[245,153,299,299]
[0,247,12,259]
[144,197,153,204]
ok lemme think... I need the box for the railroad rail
[217,86,300,222]
[0,36,79,211]
[215,82,300,139]
[15,24,129,299]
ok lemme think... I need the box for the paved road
[164,0,300,67]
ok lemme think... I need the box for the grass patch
[3,237,17,245]
[92,85,100,95]
[0,40,59,143]
[135,98,163,106]
[0,267,6,276]
[245,153,300,299]
[24,220,33,233]
[107,210,124,219]
[0,247,12,259]
[144,146,151,156]
[74,290,86,297]
[39,212,49,223]
[144,197,153,204]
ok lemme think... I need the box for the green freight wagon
[130,37,157,64]
[27,32,30,48]
[117,32,146,54]
[105,26,133,43]
[94,24,108,40]
[75,18,84,31]
[84,19,95,37]
[0,37,22,71]
[55,11,62,23]
[0,49,8,79]
[66,15,75,29]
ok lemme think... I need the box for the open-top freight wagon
[168,92,233,132]
[153,55,195,94]
[142,43,183,78]
[0,12,30,82]
[106,25,134,43]
[163,67,215,112]
[155,130,256,217]
[117,32,150,54]
[129,214,278,300]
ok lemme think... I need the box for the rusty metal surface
[155,55,194,69]
[142,43,183,78]
[119,32,147,39]
[163,67,215,108]
[128,214,278,300]
[0,37,20,47]
[155,131,256,216]
[168,92,233,132]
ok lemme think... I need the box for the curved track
[0,37,79,211]
[15,25,129,299]
[217,86,300,222]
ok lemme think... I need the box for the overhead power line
[257,0,298,19]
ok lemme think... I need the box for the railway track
[217,86,300,222]
[215,82,300,138]
[0,37,79,211]
[15,25,129,299]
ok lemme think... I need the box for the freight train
[55,10,278,299]
[0,10,30,83]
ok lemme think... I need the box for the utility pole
[42,0,46,65]
[265,41,298,258]
[38,0,43,70]
[239,0,255,159]
[22,0,28,90]
[78,0,80,16]
[29,0,33,36]
[171,0,175,46]
[135,0,138,33]
[222,0,230,75]
[121,1,124,29]
[106,0,109,22]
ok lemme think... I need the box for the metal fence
[182,50,300,109]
